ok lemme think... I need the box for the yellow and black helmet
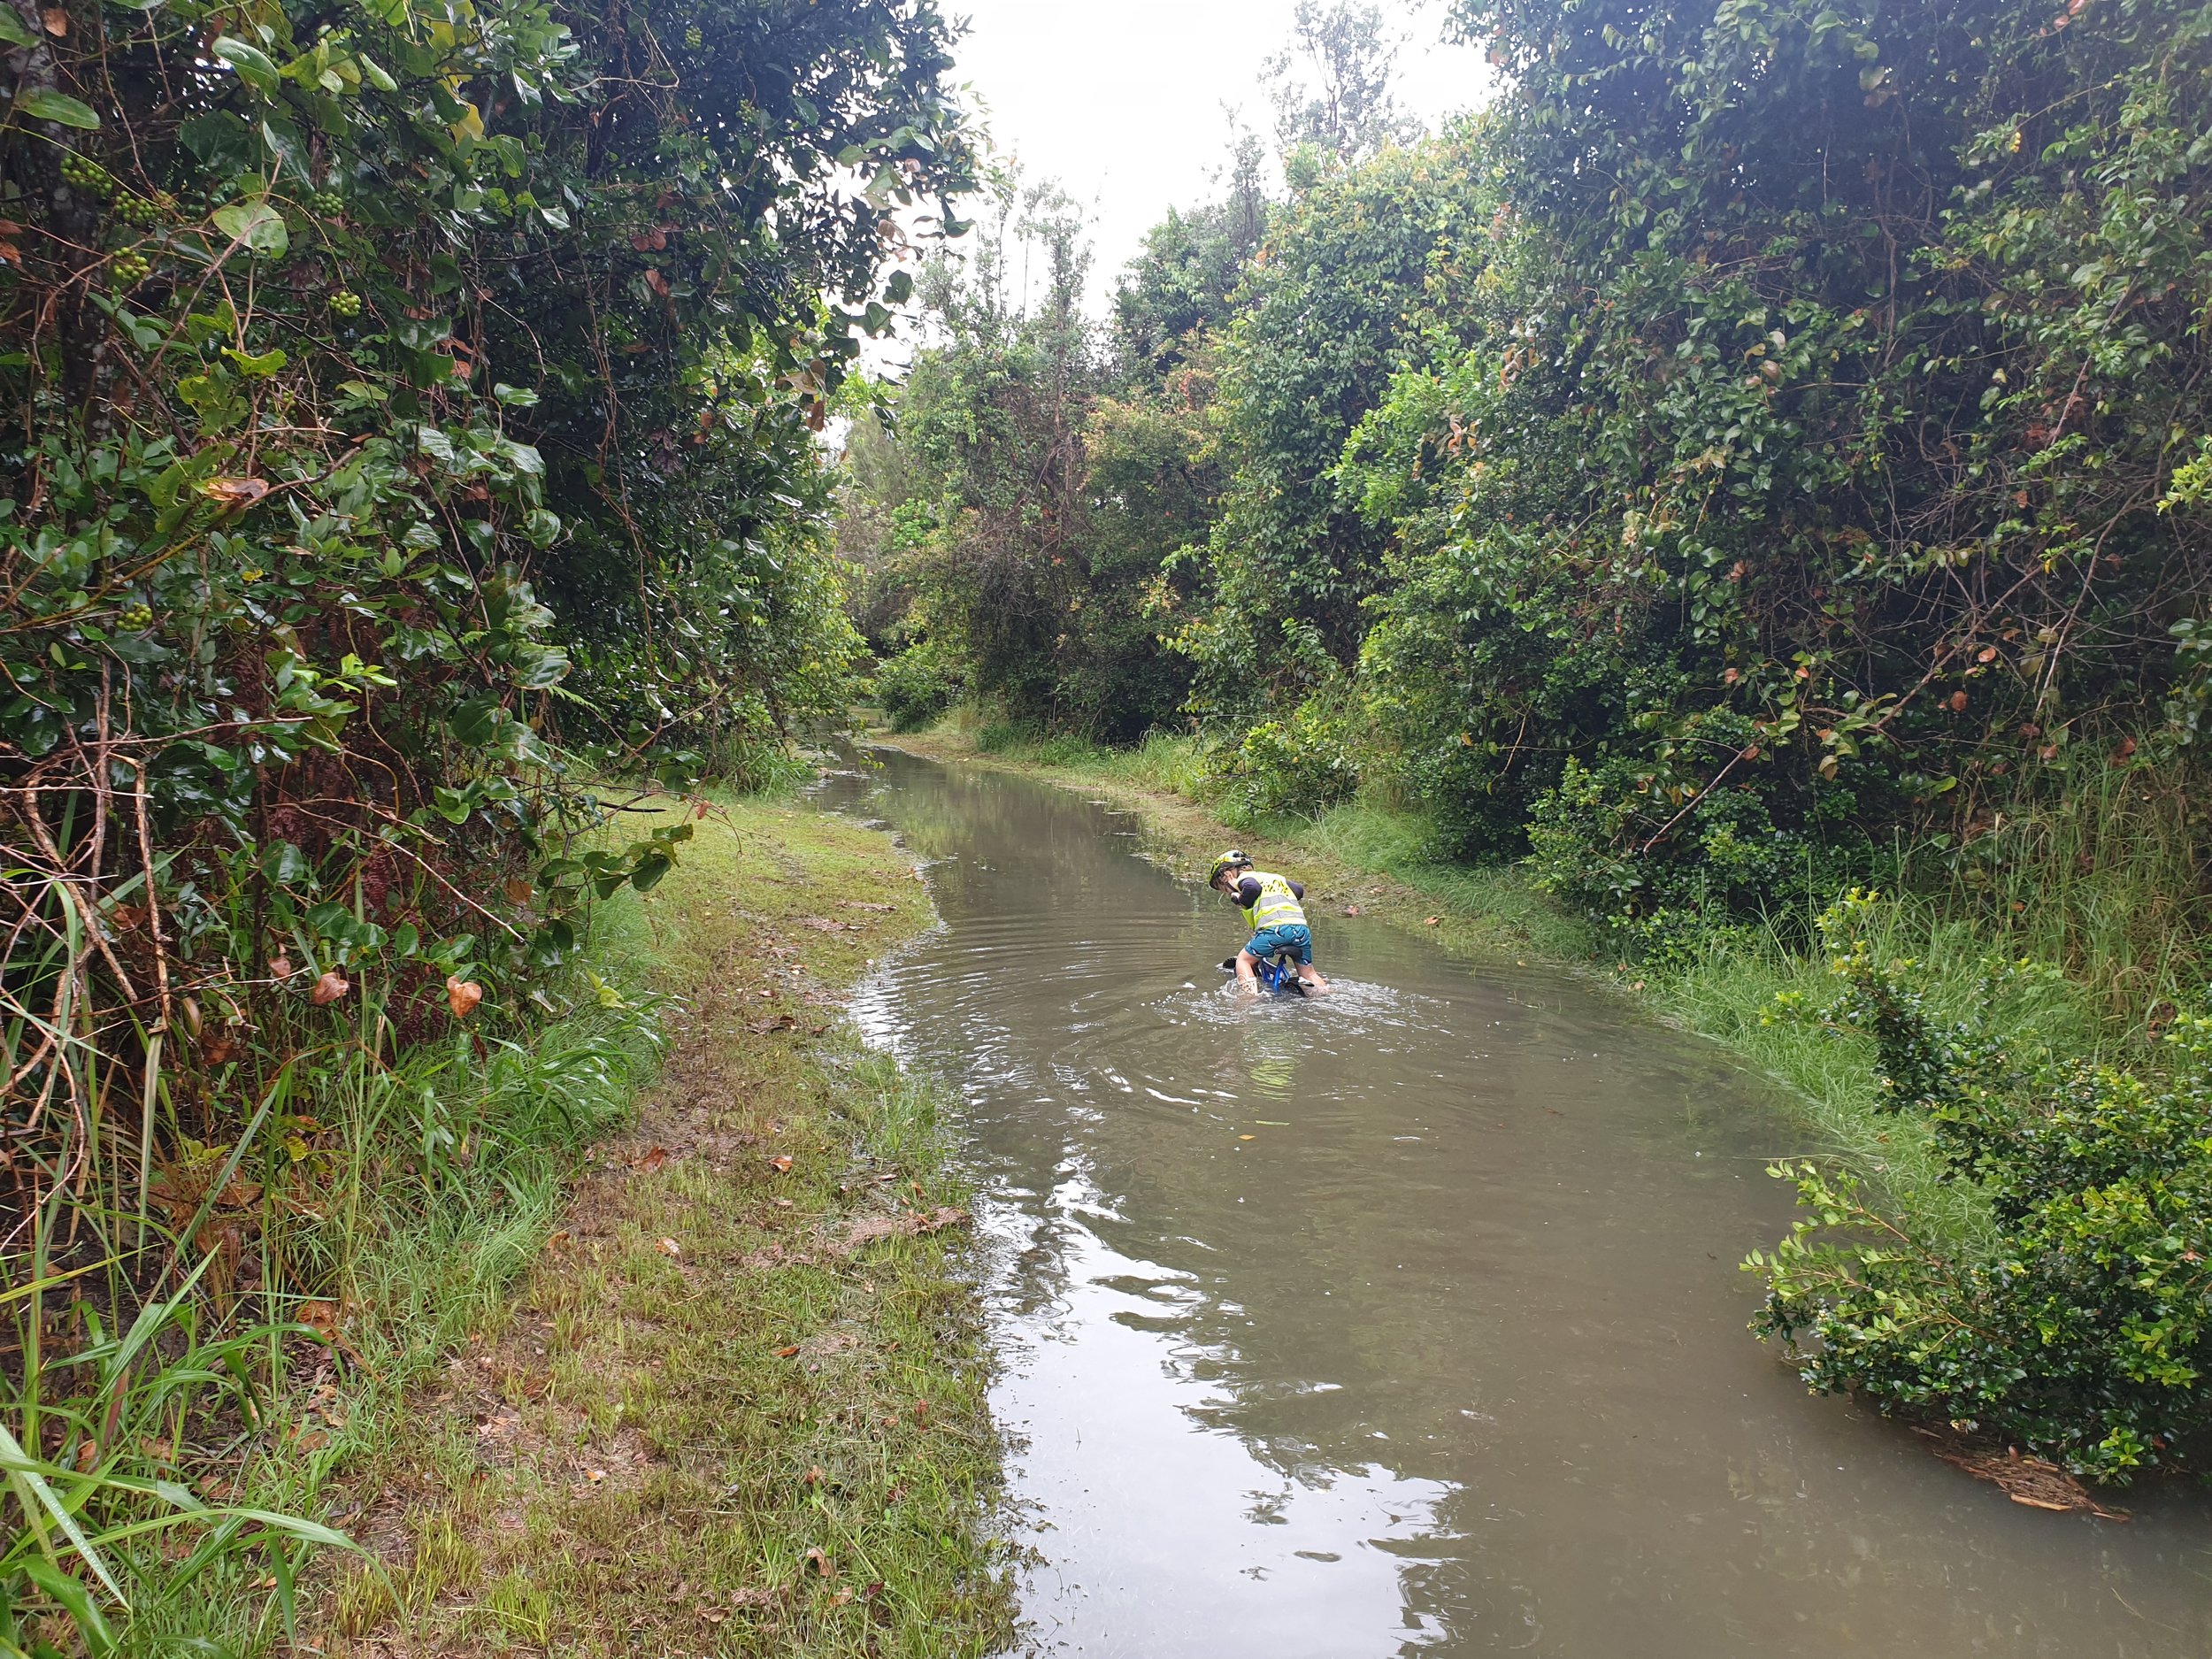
[1209,849,1253,885]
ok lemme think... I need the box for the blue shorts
[1243,923,1313,965]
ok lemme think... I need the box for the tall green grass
[2,905,658,1655]
[1912,753,2208,1032]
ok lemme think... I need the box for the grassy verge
[5,928,658,1657]
[312,791,1011,1658]
[870,717,2012,1256]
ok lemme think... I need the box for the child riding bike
[1209,850,1331,995]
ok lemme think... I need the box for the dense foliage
[1755,895,2212,1480]
[1351,0,2212,942]
[845,181,1214,740]
[2,0,968,1632]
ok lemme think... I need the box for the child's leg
[1233,949,1262,989]
[1290,927,1329,992]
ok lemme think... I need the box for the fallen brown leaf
[446,975,484,1018]
[657,1236,682,1257]
[1424,916,1441,926]
[311,970,349,1005]
[634,1146,668,1173]
[770,1154,795,1172]
[42,9,66,35]
[806,1547,832,1578]
[201,476,271,505]
[268,954,292,979]
[774,1345,801,1359]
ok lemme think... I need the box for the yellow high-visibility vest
[1239,871,1307,933]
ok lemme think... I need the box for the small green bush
[1749,891,2212,1482]
[1208,695,1363,820]
[875,642,966,733]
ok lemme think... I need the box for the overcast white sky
[936,0,1494,303]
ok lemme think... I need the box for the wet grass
[317,795,1013,1658]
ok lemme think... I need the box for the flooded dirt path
[818,749,2212,1657]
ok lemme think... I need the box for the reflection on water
[818,751,2212,1659]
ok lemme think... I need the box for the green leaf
[0,9,36,48]
[15,1559,116,1656]
[211,35,282,96]
[211,199,288,257]
[14,89,102,130]
[0,1423,127,1606]
[449,694,504,747]
[224,345,288,377]
[260,841,311,884]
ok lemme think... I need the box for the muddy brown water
[815,749,2212,1658]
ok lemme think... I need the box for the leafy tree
[1263,0,1422,166]
[1171,128,1495,720]
[0,0,971,1624]
[1333,0,2212,916]
[851,171,1228,740]
[879,180,1104,725]
[1110,130,1269,380]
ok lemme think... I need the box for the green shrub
[1749,892,2212,1482]
[1525,737,1878,961]
[1208,694,1363,820]
[875,641,966,733]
